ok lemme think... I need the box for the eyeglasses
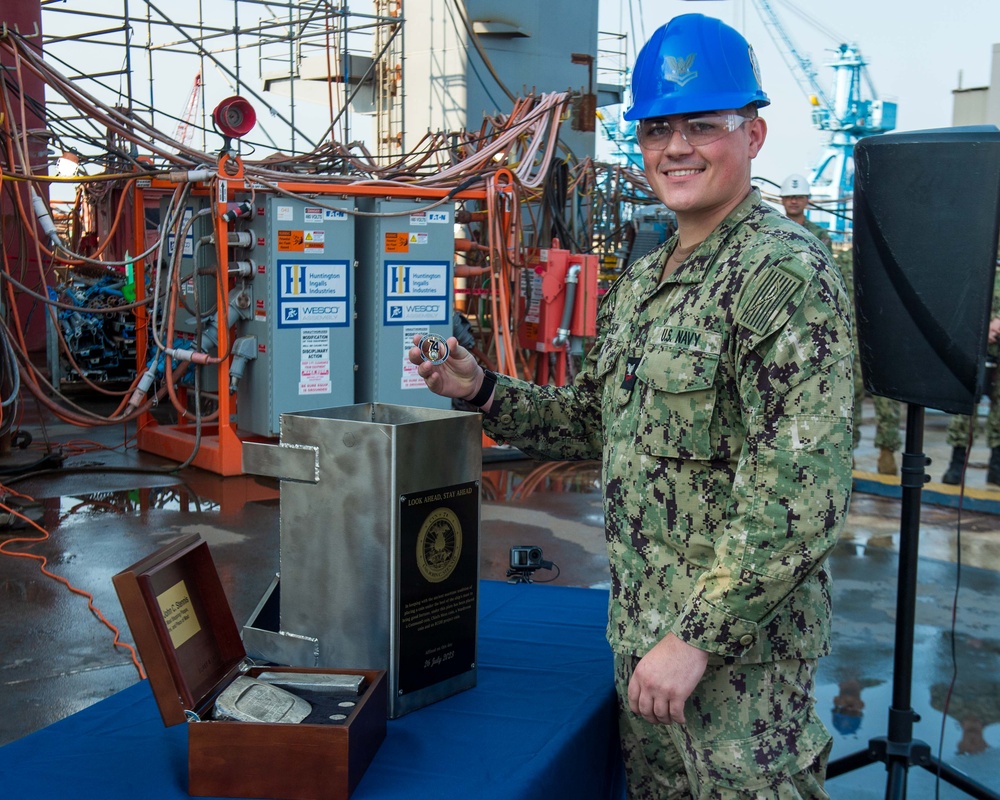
[636,113,750,149]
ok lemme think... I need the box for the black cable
[2,75,152,172]
[531,563,561,583]
[934,424,974,800]
[0,451,65,476]
[753,174,855,224]
[543,161,589,253]
[446,174,487,199]
[4,52,563,178]
[444,0,506,113]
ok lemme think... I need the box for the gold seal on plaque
[416,507,462,583]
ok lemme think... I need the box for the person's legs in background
[984,367,1000,485]
[873,396,901,476]
[942,413,973,485]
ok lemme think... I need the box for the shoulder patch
[735,265,804,336]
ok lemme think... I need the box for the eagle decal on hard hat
[663,54,698,87]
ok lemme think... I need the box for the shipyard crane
[173,71,202,148]
[752,0,896,238]
[599,115,643,171]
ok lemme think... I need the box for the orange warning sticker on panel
[277,230,305,252]
[385,232,409,253]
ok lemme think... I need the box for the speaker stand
[826,404,999,799]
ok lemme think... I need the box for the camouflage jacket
[802,218,833,253]
[484,190,854,663]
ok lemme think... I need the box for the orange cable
[486,187,504,373]
[49,438,128,456]
[0,490,146,680]
[488,176,518,377]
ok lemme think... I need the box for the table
[0,581,624,800]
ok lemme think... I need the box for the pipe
[552,264,581,348]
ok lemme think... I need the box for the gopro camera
[510,546,544,570]
[506,545,555,584]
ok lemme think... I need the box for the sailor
[410,14,853,798]
[941,272,1000,485]
[778,173,832,251]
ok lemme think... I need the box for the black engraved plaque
[397,481,479,695]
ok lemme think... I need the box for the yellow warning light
[809,95,820,106]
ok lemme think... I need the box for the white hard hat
[780,174,811,196]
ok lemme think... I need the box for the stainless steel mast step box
[243,403,482,718]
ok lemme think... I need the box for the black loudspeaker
[853,126,1000,415]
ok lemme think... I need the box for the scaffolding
[372,0,403,156]
[0,2,664,476]
[39,0,405,165]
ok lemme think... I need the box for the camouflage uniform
[483,190,854,797]
[802,218,832,253]
[946,370,1000,447]
[945,274,1000,448]
[834,247,902,452]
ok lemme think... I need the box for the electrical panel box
[237,194,356,438]
[354,197,454,409]
[519,246,599,354]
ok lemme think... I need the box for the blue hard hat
[624,14,770,121]
[831,710,863,736]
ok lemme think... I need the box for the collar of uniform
[658,188,764,287]
[622,239,671,305]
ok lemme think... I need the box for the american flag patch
[736,267,803,335]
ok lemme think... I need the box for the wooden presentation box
[113,533,386,800]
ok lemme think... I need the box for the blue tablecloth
[0,580,624,800]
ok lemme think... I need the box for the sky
[598,0,1000,191]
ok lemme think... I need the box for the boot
[988,447,1000,487]
[941,446,967,485]
[877,448,898,476]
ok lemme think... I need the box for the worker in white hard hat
[778,173,832,252]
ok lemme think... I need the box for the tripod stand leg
[825,747,877,778]
[826,406,1000,800]
[886,759,909,800]
[922,756,1000,800]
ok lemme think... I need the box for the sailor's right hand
[408,335,483,400]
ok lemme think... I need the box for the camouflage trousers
[851,350,902,451]
[615,654,832,799]
[945,374,1000,448]
[871,395,901,451]
[946,409,1000,448]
